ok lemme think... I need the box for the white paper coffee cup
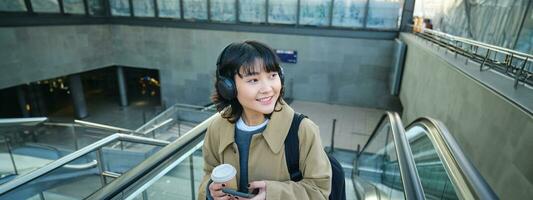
[211,164,237,189]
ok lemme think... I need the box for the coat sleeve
[198,121,220,200]
[265,118,332,200]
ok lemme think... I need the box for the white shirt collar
[236,117,269,132]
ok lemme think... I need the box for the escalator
[0,112,498,200]
[354,112,498,200]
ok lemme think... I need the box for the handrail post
[329,119,337,153]
[515,57,529,88]
[480,49,491,71]
[142,191,149,200]
[72,124,79,150]
[5,137,19,175]
[96,148,107,185]
[189,155,196,200]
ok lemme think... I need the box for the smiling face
[234,59,282,124]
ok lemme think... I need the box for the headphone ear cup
[217,77,236,100]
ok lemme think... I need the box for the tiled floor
[49,95,163,130]
[290,100,386,151]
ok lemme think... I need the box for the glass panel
[127,148,203,199]
[73,126,113,149]
[110,0,131,16]
[30,0,60,13]
[299,0,330,26]
[133,0,155,17]
[210,0,236,23]
[88,0,105,16]
[406,126,459,200]
[366,0,402,29]
[514,2,533,56]
[268,0,297,24]
[356,118,406,199]
[0,0,27,12]
[332,0,366,28]
[0,136,17,181]
[0,124,77,178]
[183,0,207,20]
[157,0,181,18]
[63,0,85,14]
[0,151,102,199]
[0,139,165,198]
[239,0,266,23]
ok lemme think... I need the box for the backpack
[284,113,346,200]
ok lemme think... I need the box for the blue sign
[275,49,297,64]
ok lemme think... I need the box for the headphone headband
[215,43,284,101]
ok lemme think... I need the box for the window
[210,0,235,22]
[111,0,131,16]
[299,0,330,26]
[332,0,366,28]
[30,0,60,13]
[183,0,207,20]
[88,0,106,16]
[268,0,297,25]
[133,0,155,17]
[63,0,85,14]
[0,0,27,12]
[239,0,265,23]
[157,0,181,18]
[366,0,402,29]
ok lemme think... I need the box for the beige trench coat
[198,101,332,200]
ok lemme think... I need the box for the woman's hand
[241,181,266,200]
[209,182,234,200]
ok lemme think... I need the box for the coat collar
[217,99,294,154]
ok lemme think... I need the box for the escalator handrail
[357,112,425,200]
[0,117,48,127]
[75,120,140,134]
[0,133,170,195]
[406,117,499,200]
[87,113,218,200]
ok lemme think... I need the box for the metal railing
[0,133,170,199]
[135,103,215,140]
[87,113,217,200]
[0,117,47,127]
[412,26,533,89]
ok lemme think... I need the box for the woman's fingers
[247,181,266,190]
[209,182,225,191]
[246,181,267,200]
[209,182,227,198]
[215,194,233,200]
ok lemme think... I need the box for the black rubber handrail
[406,117,499,200]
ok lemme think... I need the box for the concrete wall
[0,25,113,87]
[399,33,533,199]
[0,25,400,110]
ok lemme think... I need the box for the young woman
[198,41,331,200]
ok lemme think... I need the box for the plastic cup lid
[211,164,236,183]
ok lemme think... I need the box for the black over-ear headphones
[215,44,284,101]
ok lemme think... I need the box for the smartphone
[222,188,257,198]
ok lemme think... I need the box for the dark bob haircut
[211,40,285,123]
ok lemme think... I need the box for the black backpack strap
[284,112,306,182]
